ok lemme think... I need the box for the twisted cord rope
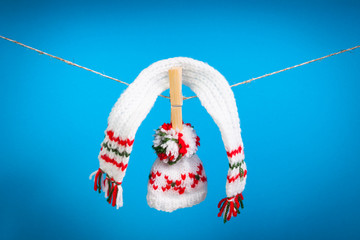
[1,35,358,100]
[184,45,360,100]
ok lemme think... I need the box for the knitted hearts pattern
[147,154,207,212]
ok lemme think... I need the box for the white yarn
[95,57,247,211]
[89,170,98,180]
[116,185,123,209]
[103,180,109,198]
[100,173,106,190]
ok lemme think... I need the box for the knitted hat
[90,57,247,222]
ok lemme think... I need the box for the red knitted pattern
[227,169,247,183]
[100,154,128,171]
[226,145,242,158]
[148,163,207,195]
[107,130,134,147]
[188,163,207,188]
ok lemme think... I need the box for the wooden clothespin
[169,67,183,131]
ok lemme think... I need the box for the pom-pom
[152,123,200,165]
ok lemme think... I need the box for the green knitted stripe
[229,160,244,170]
[240,167,244,177]
[102,142,130,157]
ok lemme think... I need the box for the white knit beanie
[90,57,247,223]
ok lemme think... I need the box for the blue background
[0,0,359,239]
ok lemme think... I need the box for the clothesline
[1,35,359,100]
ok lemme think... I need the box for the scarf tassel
[90,168,103,192]
[90,169,123,209]
[217,193,244,223]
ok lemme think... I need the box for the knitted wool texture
[90,57,247,221]
[148,122,206,212]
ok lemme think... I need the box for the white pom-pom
[152,123,200,164]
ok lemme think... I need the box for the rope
[184,45,360,100]
[1,35,358,100]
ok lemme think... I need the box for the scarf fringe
[90,168,123,209]
[217,193,244,223]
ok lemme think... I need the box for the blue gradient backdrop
[0,1,359,239]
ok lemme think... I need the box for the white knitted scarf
[90,57,247,223]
